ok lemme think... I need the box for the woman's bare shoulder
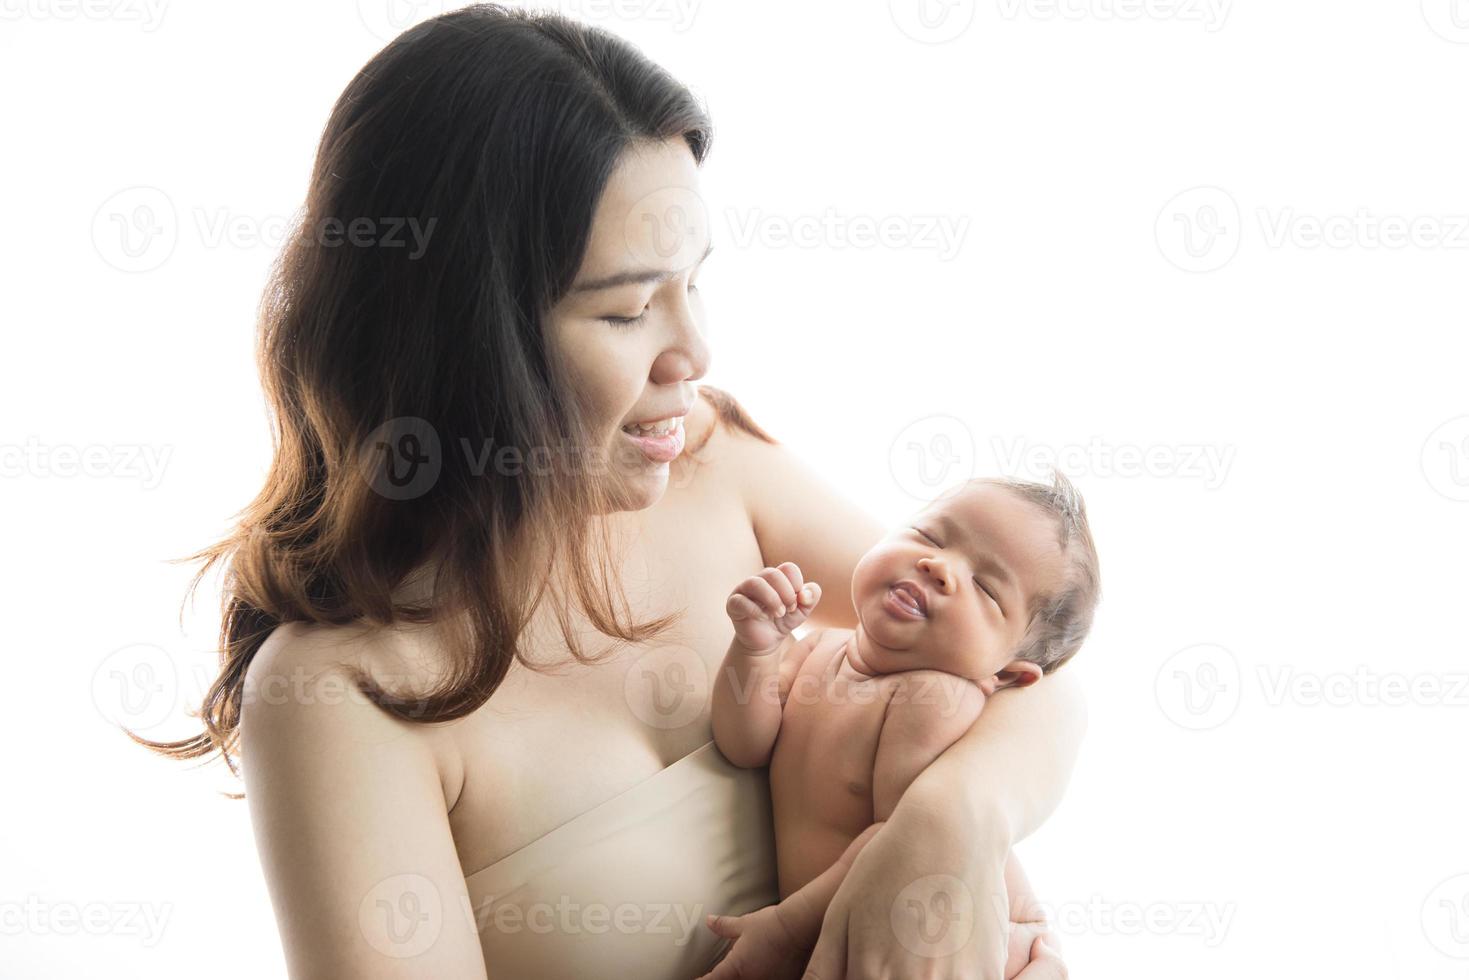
[245,620,465,807]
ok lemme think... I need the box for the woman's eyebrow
[570,241,713,294]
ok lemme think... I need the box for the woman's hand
[802,802,1047,979]
[725,562,821,655]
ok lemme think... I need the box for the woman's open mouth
[619,415,685,463]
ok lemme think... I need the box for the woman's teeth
[622,417,681,437]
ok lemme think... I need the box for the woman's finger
[800,912,847,980]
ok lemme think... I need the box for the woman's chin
[603,464,670,513]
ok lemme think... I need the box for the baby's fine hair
[964,471,1101,673]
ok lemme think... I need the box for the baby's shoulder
[883,669,987,728]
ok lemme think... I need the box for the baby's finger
[705,913,742,939]
[796,581,821,608]
[725,593,767,622]
[776,561,804,600]
[1013,938,1068,980]
[760,567,798,613]
[737,576,786,619]
[1004,921,1047,979]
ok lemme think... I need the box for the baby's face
[847,483,1070,691]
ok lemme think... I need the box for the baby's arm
[872,669,988,821]
[711,563,822,768]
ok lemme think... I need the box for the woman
[137,6,1084,977]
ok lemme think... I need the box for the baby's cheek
[951,614,996,667]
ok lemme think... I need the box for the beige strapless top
[464,739,779,980]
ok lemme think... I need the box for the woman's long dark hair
[132,4,775,791]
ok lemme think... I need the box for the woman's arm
[723,428,885,632]
[241,624,489,980]
[912,666,1087,843]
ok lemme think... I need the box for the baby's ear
[983,660,1044,695]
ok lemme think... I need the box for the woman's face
[546,137,713,513]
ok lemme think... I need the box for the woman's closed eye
[602,308,648,328]
[601,279,699,328]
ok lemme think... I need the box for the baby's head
[847,472,1100,694]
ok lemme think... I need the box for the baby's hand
[725,562,821,656]
[697,905,809,980]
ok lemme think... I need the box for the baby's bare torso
[768,627,911,898]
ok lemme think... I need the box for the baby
[698,473,1101,979]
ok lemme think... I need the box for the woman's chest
[445,479,763,878]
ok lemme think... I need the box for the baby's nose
[918,556,955,592]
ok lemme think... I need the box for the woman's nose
[650,301,711,385]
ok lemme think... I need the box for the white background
[3,1,1467,977]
